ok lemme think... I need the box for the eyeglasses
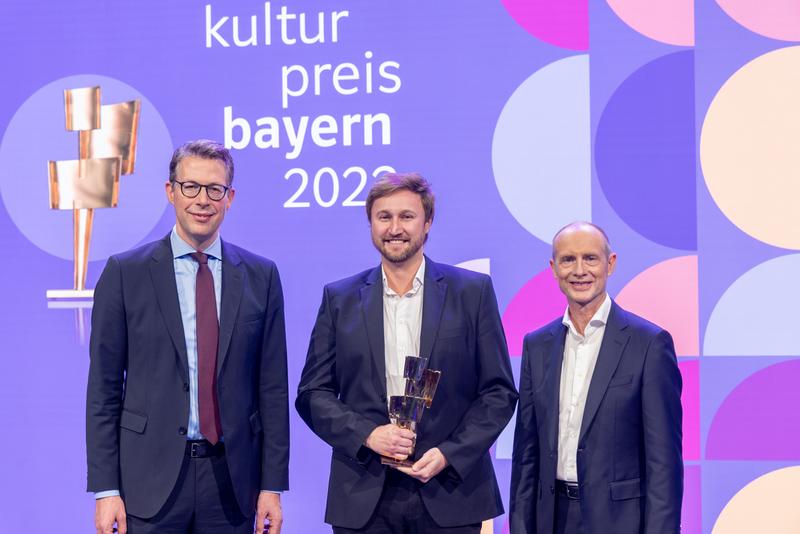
[173,180,230,201]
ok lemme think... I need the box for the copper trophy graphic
[46,85,140,299]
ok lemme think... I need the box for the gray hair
[551,221,613,258]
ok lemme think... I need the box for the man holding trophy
[297,173,518,533]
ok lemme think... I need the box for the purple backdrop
[1,1,799,533]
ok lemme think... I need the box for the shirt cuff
[94,490,120,499]
[260,490,282,494]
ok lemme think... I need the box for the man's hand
[395,447,448,483]
[255,492,282,534]
[365,424,416,460]
[95,496,126,534]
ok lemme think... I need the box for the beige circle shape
[700,46,800,249]
[712,466,800,533]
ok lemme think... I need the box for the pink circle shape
[500,0,589,50]
[502,268,566,357]
[615,256,699,356]
[716,0,800,41]
[606,0,695,46]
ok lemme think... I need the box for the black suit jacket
[510,301,683,534]
[296,258,518,529]
[86,235,290,518]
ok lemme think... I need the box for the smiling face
[370,189,432,266]
[166,156,234,251]
[550,224,616,312]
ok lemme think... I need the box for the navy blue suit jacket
[510,301,682,534]
[296,258,518,529]
[86,235,290,518]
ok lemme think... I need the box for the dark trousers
[333,470,481,534]
[127,450,253,533]
[554,493,584,534]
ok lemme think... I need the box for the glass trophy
[381,356,442,467]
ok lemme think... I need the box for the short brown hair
[365,172,435,223]
[169,139,235,185]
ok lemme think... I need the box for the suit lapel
[545,322,567,454]
[149,235,189,382]
[360,267,386,398]
[420,258,446,367]
[579,301,630,441]
[217,240,244,376]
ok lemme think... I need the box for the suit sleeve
[436,276,519,480]
[509,336,539,534]
[642,330,683,534]
[296,286,379,460]
[86,255,127,493]
[259,263,290,491]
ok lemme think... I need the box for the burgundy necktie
[192,252,221,444]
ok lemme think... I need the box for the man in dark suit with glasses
[87,139,289,533]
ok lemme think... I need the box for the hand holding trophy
[381,356,441,467]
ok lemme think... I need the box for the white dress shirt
[382,259,426,400]
[557,293,612,482]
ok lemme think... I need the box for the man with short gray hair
[510,222,683,534]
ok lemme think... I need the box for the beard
[373,234,425,264]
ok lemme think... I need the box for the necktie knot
[191,252,208,265]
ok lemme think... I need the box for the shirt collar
[562,293,612,337]
[170,226,222,261]
[381,257,426,297]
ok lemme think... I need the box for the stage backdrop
[1,1,799,532]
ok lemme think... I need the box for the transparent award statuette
[381,356,442,467]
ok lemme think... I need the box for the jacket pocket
[120,409,147,434]
[610,478,642,500]
[608,374,633,388]
[249,411,263,434]
[237,311,265,324]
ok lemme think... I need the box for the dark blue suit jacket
[86,235,290,518]
[510,301,682,534]
[296,258,518,529]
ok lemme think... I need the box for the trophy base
[46,289,94,300]
[380,456,414,468]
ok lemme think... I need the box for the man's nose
[389,218,402,234]
[573,260,586,275]
[196,187,211,203]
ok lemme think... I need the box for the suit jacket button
[178,427,187,435]
[183,383,189,391]
[549,485,555,494]
[380,395,387,403]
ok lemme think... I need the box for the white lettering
[364,113,391,146]
[333,63,359,95]
[232,15,257,47]
[283,116,309,160]
[281,65,309,109]
[331,11,348,42]
[379,61,402,94]
[311,115,338,147]
[206,5,230,47]
[224,106,250,149]
[254,117,280,149]
[277,5,297,45]
[342,114,360,146]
